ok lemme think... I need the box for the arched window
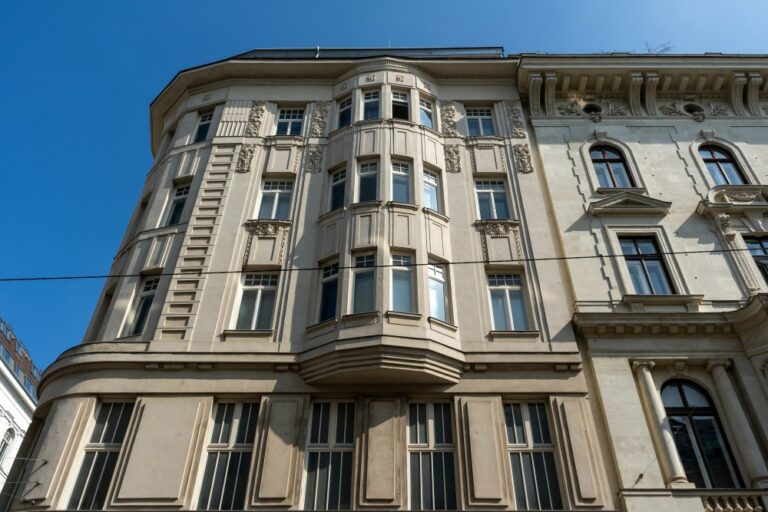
[590,145,635,188]
[0,428,14,463]
[661,380,741,488]
[699,145,747,185]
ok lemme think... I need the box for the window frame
[357,161,379,203]
[427,262,450,324]
[589,144,636,188]
[391,161,412,204]
[337,97,352,129]
[351,254,376,314]
[329,168,347,212]
[193,111,214,143]
[391,254,416,314]
[744,236,768,285]
[275,107,305,136]
[419,98,434,129]
[318,262,340,323]
[0,428,14,465]
[618,236,676,295]
[475,180,511,220]
[465,107,495,137]
[391,90,410,121]
[488,273,531,331]
[698,144,748,186]
[127,277,160,336]
[257,181,294,220]
[363,90,380,121]
[165,183,191,227]
[423,170,443,213]
[233,273,278,331]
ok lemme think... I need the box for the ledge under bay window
[385,310,422,326]
[220,329,274,341]
[622,294,704,313]
[488,330,541,341]
[341,310,380,328]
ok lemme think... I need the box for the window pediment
[588,191,671,217]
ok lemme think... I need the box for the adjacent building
[2,49,767,512]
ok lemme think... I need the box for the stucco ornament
[311,102,329,137]
[305,144,324,174]
[716,213,735,240]
[244,101,266,137]
[557,100,583,116]
[484,222,514,237]
[513,144,533,173]
[603,101,627,116]
[659,102,687,117]
[236,144,256,173]
[440,101,458,136]
[444,144,461,172]
[504,101,526,138]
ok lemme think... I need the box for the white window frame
[357,161,379,202]
[337,97,352,129]
[329,168,346,211]
[165,184,191,226]
[391,254,415,313]
[475,180,510,220]
[126,277,160,336]
[391,161,412,203]
[318,263,340,322]
[419,98,434,129]
[363,91,380,120]
[276,108,305,136]
[257,181,293,220]
[427,263,450,323]
[352,254,376,314]
[488,273,530,331]
[194,111,214,143]
[392,90,410,121]
[465,107,495,136]
[423,171,442,213]
[232,273,278,330]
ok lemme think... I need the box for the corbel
[628,73,643,116]
[544,73,558,116]
[730,73,748,116]
[747,73,764,116]
[528,74,543,116]
[643,73,659,116]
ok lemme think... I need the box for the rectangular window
[276,108,305,136]
[13,362,22,382]
[363,91,380,120]
[392,162,411,203]
[358,161,378,202]
[197,402,259,511]
[330,169,346,211]
[68,402,134,510]
[504,402,563,511]
[1,345,12,368]
[338,97,352,128]
[745,236,768,284]
[428,263,449,323]
[319,263,339,322]
[352,255,375,314]
[194,112,214,143]
[407,402,456,510]
[488,274,529,331]
[392,91,410,120]
[419,99,434,129]
[23,376,35,398]
[619,237,675,295]
[423,171,442,212]
[166,184,191,226]
[391,255,415,313]
[235,274,278,330]
[258,181,293,220]
[304,401,355,510]
[130,277,160,335]
[475,181,510,220]
[466,107,495,136]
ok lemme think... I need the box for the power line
[0,246,760,284]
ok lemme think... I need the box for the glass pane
[231,453,251,510]
[316,452,330,510]
[331,182,345,210]
[359,175,377,202]
[364,101,379,120]
[319,403,330,444]
[319,279,338,321]
[328,452,342,510]
[236,403,258,444]
[545,452,563,509]
[424,182,439,211]
[721,162,745,185]
[429,278,446,322]
[276,122,289,135]
[635,239,658,255]
[235,290,257,330]
[339,452,352,509]
[661,384,685,408]
[418,403,427,444]
[533,452,552,510]
[409,452,421,509]
[131,294,154,335]
[693,416,737,488]
[481,118,495,135]
[530,403,543,445]
[393,174,410,203]
[509,289,529,331]
[219,403,234,444]
[275,194,291,220]
[433,403,445,444]
[255,290,275,330]
[289,122,302,136]
[408,403,418,444]
[669,416,707,488]
[682,383,710,408]
[611,163,633,187]
[68,452,95,509]
[522,452,539,509]
[112,403,134,444]
[90,451,118,510]
[477,192,493,219]
[208,452,229,510]
[626,261,652,294]
[706,162,727,185]
[211,404,225,443]
[194,123,209,143]
[304,452,319,509]
[645,260,673,294]
[467,118,481,136]
[494,193,510,219]
[220,452,241,509]
[338,109,351,128]
[168,199,186,225]
[420,452,432,510]
[197,452,217,510]
[91,403,111,443]
[604,147,622,159]
[491,290,509,330]
[433,452,445,510]
[590,147,605,159]
[353,271,375,313]
[392,270,414,312]
[510,453,527,510]
[258,194,275,219]
[593,162,612,188]
[620,239,638,255]
[420,108,433,128]
[392,103,409,120]
[444,452,456,510]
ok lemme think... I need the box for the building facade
[2,49,767,512]
[0,318,39,489]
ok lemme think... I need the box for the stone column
[707,360,768,488]
[632,361,689,485]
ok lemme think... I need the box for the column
[631,360,689,485]
[707,360,768,488]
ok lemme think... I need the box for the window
[319,263,339,322]
[352,255,375,314]
[13,362,22,382]
[258,181,293,220]
[338,97,352,128]
[363,91,380,120]
[662,380,741,488]
[235,274,277,330]
[194,112,213,143]
[699,145,746,185]
[129,277,159,336]
[198,402,260,510]
[1,345,12,368]
[590,145,635,188]
[504,402,563,510]
[428,263,449,323]
[475,181,510,220]
[392,162,411,203]
[68,402,134,510]
[466,107,495,136]
[304,402,355,510]
[619,237,674,295]
[276,108,305,136]
[407,402,456,510]
[330,169,346,211]
[166,184,191,226]
[489,274,529,331]
[358,161,378,202]
[391,255,415,313]
[392,91,409,120]
[745,237,768,283]
[0,429,14,464]
[23,376,35,398]
[419,99,434,129]
[423,171,442,213]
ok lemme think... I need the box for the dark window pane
[304,452,319,509]
[316,452,330,510]
[444,452,456,510]
[220,403,234,444]
[338,109,351,128]
[328,451,341,510]
[112,403,134,444]
[522,452,539,509]
[276,195,292,220]
[434,404,445,445]
[289,122,302,136]
[276,122,289,135]
[510,453,527,510]
[661,384,685,408]
[693,417,737,488]
[408,403,418,444]
[231,454,251,509]
[420,452,433,510]
[319,402,330,444]
[194,123,210,143]
[682,383,710,408]
[211,404,225,443]
[418,404,427,444]
[364,101,379,120]
[331,182,345,210]
[409,452,421,509]
[255,290,275,330]
[258,194,275,219]
[340,452,352,509]
[359,174,377,202]
[545,452,563,510]
[91,404,111,443]
[69,452,95,509]
[620,239,638,255]
[393,174,410,203]
[494,193,510,219]
[669,416,706,487]
[235,290,257,330]
[131,294,154,335]
[433,452,445,510]
[481,118,495,135]
[477,192,493,219]
[533,452,552,510]
[168,198,186,225]
[319,279,338,322]
[645,260,673,294]
[467,118,481,136]
[392,103,409,120]
[197,452,217,509]
[530,403,543,445]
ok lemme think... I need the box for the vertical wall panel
[362,399,399,504]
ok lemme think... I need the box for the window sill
[306,317,338,335]
[349,200,384,210]
[264,135,304,144]
[622,294,704,313]
[385,310,422,326]
[341,311,380,327]
[466,135,503,143]
[428,316,458,334]
[387,200,419,211]
[221,329,273,341]
[596,187,646,195]
[423,208,449,222]
[317,207,346,223]
[488,330,540,341]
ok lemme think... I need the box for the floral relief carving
[660,101,729,121]
[305,144,324,174]
[236,144,256,173]
[243,220,292,265]
[513,144,533,173]
[504,101,526,138]
[311,102,329,137]
[558,100,583,116]
[444,144,461,172]
[440,101,458,136]
[484,222,514,237]
[244,101,266,137]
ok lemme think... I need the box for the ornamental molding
[304,144,325,174]
[440,101,458,136]
[556,99,627,122]
[311,101,329,137]
[588,191,671,217]
[512,144,533,173]
[243,220,292,266]
[475,220,523,263]
[444,144,461,172]
[503,101,526,138]
[235,144,256,173]
[244,101,266,137]
[659,101,729,121]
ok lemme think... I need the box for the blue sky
[1,0,767,369]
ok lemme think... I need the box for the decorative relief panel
[243,220,292,267]
[659,101,729,121]
[469,142,507,175]
[503,101,526,138]
[311,101,329,137]
[477,220,523,264]
[512,144,533,174]
[440,101,458,136]
[244,101,266,137]
[264,143,302,175]
[444,144,462,173]
[304,144,324,174]
[216,99,253,137]
[236,144,256,173]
